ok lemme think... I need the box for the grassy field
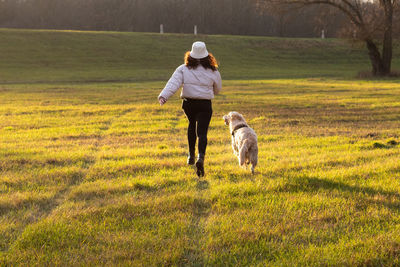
[2,28,400,83]
[1,29,400,266]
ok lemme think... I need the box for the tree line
[0,0,350,38]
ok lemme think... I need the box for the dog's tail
[239,139,249,167]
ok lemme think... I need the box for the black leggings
[182,99,213,155]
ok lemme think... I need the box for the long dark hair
[184,51,219,71]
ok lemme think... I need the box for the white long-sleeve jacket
[158,64,222,100]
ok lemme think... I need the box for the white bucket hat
[190,41,209,59]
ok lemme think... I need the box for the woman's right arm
[158,65,184,103]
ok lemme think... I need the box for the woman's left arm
[213,70,222,95]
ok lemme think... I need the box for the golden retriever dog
[223,111,258,174]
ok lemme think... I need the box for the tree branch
[291,0,363,26]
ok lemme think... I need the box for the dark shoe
[187,154,195,165]
[195,154,205,177]
[187,148,195,165]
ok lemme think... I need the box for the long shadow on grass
[179,179,211,266]
[210,170,255,182]
[275,176,400,212]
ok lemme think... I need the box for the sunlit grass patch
[1,78,400,265]
[6,219,98,265]
[8,192,202,265]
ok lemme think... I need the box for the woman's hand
[158,96,167,106]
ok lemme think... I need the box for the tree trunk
[365,1,393,76]
[381,1,393,75]
[365,39,386,76]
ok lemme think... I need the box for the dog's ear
[230,112,245,123]
[223,115,230,125]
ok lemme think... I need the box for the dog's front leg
[231,138,239,157]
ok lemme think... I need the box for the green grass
[1,29,400,266]
[1,28,400,83]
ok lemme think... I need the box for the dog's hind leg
[249,146,258,174]
[251,161,257,174]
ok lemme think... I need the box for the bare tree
[256,0,398,76]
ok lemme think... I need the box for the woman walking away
[158,41,222,177]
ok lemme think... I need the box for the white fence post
[194,25,197,35]
[321,29,325,39]
[160,24,164,34]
